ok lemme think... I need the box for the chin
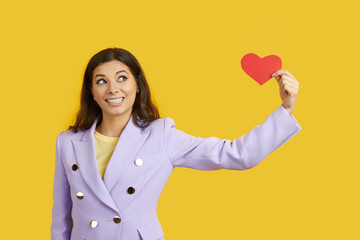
[106,109,132,118]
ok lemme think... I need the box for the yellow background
[1,0,359,239]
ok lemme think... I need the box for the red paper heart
[241,53,282,85]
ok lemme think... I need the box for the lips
[106,97,124,103]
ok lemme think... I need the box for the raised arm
[163,104,301,170]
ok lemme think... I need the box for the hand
[272,70,299,115]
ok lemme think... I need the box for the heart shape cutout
[241,53,282,85]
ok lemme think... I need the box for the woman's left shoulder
[142,117,175,132]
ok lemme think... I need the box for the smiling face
[91,60,139,121]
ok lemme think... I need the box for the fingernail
[271,73,275,78]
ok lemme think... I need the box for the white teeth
[106,97,124,103]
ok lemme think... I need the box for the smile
[106,97,124,103]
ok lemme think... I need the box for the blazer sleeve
[163,104,302,170]
[51,131,73,240]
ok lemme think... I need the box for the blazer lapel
[103,115,150,192]
[71,117,118,212]
[71,115,150,212]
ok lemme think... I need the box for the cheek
[92,88,103,97]
[124,84,137,96]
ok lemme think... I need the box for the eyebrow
[94,70,128,78]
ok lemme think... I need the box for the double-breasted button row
[74,159,138,229]
[127,158,142,195]
[73,165,85,200]
[74,169,136,198]
[78,188,131,199]
[89,216,121,228]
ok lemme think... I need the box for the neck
[96,111,132,137]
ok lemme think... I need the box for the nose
[108,81,119,94]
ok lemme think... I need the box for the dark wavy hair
[67,48,160,133]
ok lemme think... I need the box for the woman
[51,48,301,240]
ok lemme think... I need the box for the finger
[281,80,298,91]
[272,69,286,79]
[272,73,282,84]
[279,76,299,89]
[279,74,299,88]
[282,83,298,96]
[273,69,296,80]
[272,70,292,84]
[283,69,295,79]
[279,75,299,89]
[271,69,282,80]
[271,70,281,80]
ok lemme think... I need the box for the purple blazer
[51,104,301,240]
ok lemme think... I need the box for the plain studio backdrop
[0,0,359,239]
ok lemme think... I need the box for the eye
[118,76,128,82]
[96,79,106,84]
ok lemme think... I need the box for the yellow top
[94,130,119,179]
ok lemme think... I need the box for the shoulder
[142,117,176,132]
[55,128,85,148]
